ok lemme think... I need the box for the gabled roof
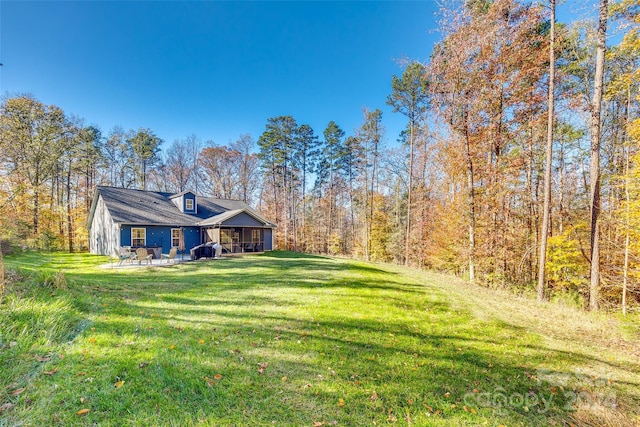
[168,190,196,199]
[88,186,275,227]
[198,208,276,227]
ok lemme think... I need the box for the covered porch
[201,226,266,254]
[197,207,275,254]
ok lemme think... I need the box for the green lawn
[1,251,638,426]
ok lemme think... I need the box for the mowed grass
[1,251,639,426]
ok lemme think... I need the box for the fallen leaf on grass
[34,355,52,362]
[169,345,176,350]
[370,391,378,401]
[44,368,58,375]
[114,380,125,388]
[11,388,25,396]
[214,374,223,380]
[313,422,325,427]
[258,362,268,374]
[0,403,15,413]
[88,338,96,343]
[76,408,90,415]
[338,398,345,407]
[198,339,205,345]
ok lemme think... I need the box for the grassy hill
[1,251,638,426]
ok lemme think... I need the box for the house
[87,186,275,258]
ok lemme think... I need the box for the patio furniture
[114,249,130,266]
[136,247,153,265]
[161,247,178,264]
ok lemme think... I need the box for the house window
[186,199,194,210]
[132,228,146,247]
[171,229,180,247]
[252,229,260,243]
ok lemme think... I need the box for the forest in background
[0,0,638,312]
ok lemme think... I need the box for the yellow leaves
[444,391,451,397]
[214,374,223,380]
[281,376,288,382]
[76,408,90,416]
[88,337,97,344]
[114,380,125,388]
[337,398,345,407]
[169,345,176,350]
[198,339,205,345]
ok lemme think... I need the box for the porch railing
[221,242,264,254]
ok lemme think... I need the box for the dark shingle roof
[93,186,273,226]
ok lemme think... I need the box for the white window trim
[186,198,194,211]
[171,228,180,248]
[131,227,146,247]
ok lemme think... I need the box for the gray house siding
[119,225,200,254]
[220,212,264,227]
[89,195,120,256]
[264,229,273,251]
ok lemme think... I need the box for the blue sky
[0,1,441,149]
[0,1,598,151]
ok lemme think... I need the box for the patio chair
[161,247,178,264]
[114,249,130,266]
[136,247,153,265]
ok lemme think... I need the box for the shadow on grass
[2,251,639,426]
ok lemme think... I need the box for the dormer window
[169,190,197,213]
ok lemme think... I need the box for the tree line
[1,0,638,311]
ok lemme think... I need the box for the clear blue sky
[0,1,441,149]
[0,1,597,150]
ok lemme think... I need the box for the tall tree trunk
[33,176,40,236]
[538,0,555,301]
[67,163,74,252]
[464,111,476,283]
[622,86,631,316]
[405,121,414,266]
[589,0,608,311]
[622,142,630,316]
